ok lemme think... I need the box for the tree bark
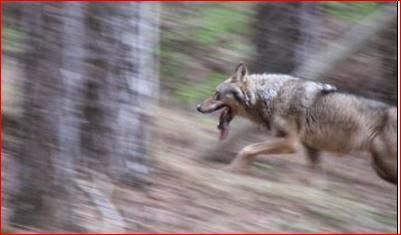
[377,17,397,105]
[9,3,160,231]
[250,3,301,73]
[82,3,160,186]
[12,4,68,230]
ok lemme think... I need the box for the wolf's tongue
[219,126,229,140]
[218,109,230,140]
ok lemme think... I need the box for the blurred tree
[82,3,160,186]
[9,3,160,231]
[377,17,397,105]
[250,3,301,73]
[251,3,324,74]
[12,4,69,230]
[294,4,322,70]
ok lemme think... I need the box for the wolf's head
[196,63,254,140]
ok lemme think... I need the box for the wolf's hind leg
[370,108,397,185]
[302,145,329,188]
[226,137,299,172]
[370,139,397,185]
[303,145,320,167]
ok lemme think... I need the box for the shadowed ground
[3,105,397,233]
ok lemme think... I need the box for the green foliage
[192,5,252,44]
[175,72,226,104]
[159,47,185,85]
[324,3,382,22]
[160,4,255,105]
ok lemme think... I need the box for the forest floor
[113,105,397,233]
[3,104,397,233]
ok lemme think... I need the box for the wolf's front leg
[225,137,299,173]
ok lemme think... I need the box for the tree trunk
[82,3,160,186]
[377,17,397,105]
[9,3,160,232]
[294,4,322,70]
[12,4,69,230]
[251,3,301,73]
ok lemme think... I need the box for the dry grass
[3,105,397,233]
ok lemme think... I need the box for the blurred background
[2,2,398,233]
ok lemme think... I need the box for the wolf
[197,63,397,185]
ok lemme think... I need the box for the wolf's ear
[233,63,248,83]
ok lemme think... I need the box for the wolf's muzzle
[196,101,225,113]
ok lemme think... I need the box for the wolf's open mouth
[217,106,233,140]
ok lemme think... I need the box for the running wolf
[197,63,397,185]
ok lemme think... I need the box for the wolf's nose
[196,104,202,112]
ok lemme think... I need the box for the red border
[397,2,401,234]
[1,0,3,234]
[0,1,399,235]
[0,0,399,3]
